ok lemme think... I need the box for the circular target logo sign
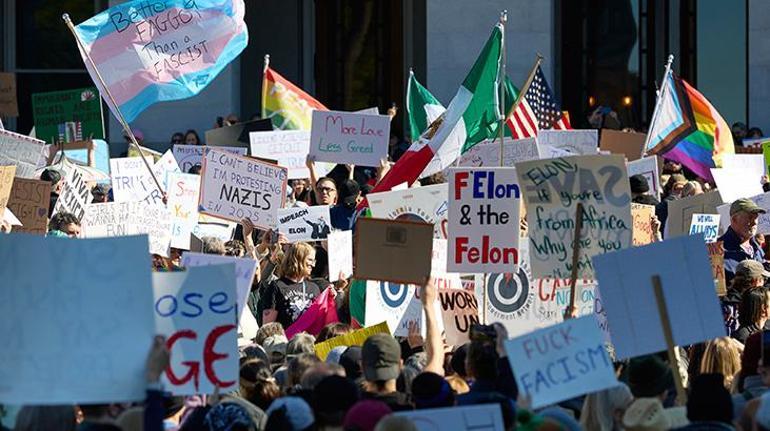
[485,251,535,320]
[379,281,410,308]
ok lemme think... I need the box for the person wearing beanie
[329,179,361,231]
[671,373,734,430]
[342,400,392,431]
[312,375,360,429]
[718,198,767,284]
[627,355,674,399]
[265,396,314,431]
[411,372,454,409]
[630,174,659,205]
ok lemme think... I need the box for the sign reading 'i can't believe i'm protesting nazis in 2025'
[447,168,521,274]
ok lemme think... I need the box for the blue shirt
[329,205,356,231]
[718,226,764,285]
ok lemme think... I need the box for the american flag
[506,65,571,138]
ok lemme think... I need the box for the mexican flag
[406,70,445,142]
[262,65,327,130]
[370,24,504,191]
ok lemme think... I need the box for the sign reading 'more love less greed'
[447,168,521,273]
[309,110,390,167]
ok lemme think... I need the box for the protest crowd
[6,2,770,431]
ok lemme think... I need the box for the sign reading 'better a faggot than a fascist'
[199,149,287,229]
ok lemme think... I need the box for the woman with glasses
[261,242,321,328]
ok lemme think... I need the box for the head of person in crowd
[201,236,226,255]
[662,160,682,175]
[686,373,733,425]
[188,164,202,175]
[287,353,323,389]
[312,374,360,429]
[316,322,352,343]
[732,260,769,292]
[361,333,403,395]
[627,355,673,400]
[733,121,748,141]
[300,362,346,390]
[411,371,455,409]
[78,403,125,427]
[465,338,498,383]
[339,346,363,382]
[291,178,308,200]
[91,183,111,203]
[681,180,703,198]
[629,174,651,199]
[343,400,392,431]
[225,114,240,126]
[662,173,688,199]
[240,343,270,365]
[13,405,77,431]
[398,352,427,395]
[580,383,634,431]
[184,129,201,146]
[730,198,766,241]
[40,167,63,194]
[262,333,289,367]
[450,343,469,379]
[204,397,266,431]
[122,128,144,145]
[749,127,765,139]
[337,179,361,210]
[225,239,247,257]
[315,177,338,206]
[239,358,280,411]
[738,288,770,332]
[287,332,316,357]
[265,397,315,431]
[419,172,446,186]
[48,212,81,237]
[254,322,286,345]
[170,132,184,146]
[699,337,743,390]
[278,242,316,282]
[622,397,688,431]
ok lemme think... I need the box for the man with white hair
[718,198,766,284]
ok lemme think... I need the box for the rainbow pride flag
[644,71,734,180]
[73,0,248,123]
[262,66,327,130]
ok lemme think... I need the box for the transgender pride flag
[73,0,248,123]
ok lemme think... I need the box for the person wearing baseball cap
[718,198,767,284]
[360,333,411,411]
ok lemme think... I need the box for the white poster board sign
[458,137,540,167]
[110,157,164,206]
[166,172,201,250]
[309,110,390,166]
[277,205,332,242]
[199,148,288,229]
[248,130,334,180]
[689,213,720,243]
[0,129,45,178]
[81,201,173,257]
[152,265,238,395]
[721,154,764,182]
[365,281,422,337]
[151,149,181,191]
[172,145,247,173]
[0,235,155,404]
[52,166,91,221]
[368,183,448,239]
[538,129,598,156]
[711,167,764,203]
[327,230,353,282]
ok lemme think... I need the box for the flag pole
[505,54,544,126]
[498,10,507,167]
[262,54,271,119]
[62,13,163,193]
[642,54,675,157]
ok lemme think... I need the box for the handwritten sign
[592,234,726,359]
[172,145,246,173]
[0,129,46,178]
[81,202,173,256]
[689,213,720,243]
[7,178,51,234]
[0,73,18,117]
[0,235,155,404]
[666,191,723,238]
[277,205,332,242]
[458,137,540,167]
[538,129,598,156]
[395,405,504,431]
[627,156,660,195]
[166,172,201,250]
[31,87,104,145]
[152,265,238,395]
[53,166,91,221]
[328,230,353,282]
[631,203,656,246]
[199,148,287,229]
[249,130,318,179]
[516,155,633,279]
[504,316,617,409]
[439,288,479,346]
[368,183,448,239]
[0,166,15,215]
[309,110,390,166]
[708,241,727,296]
[314,321,390,361]
[110,157,164,206]
[448,168,521,273]
[365,281,422,337]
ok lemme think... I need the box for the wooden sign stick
[565,202,584,319]
[651,274,688,405]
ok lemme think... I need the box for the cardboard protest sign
[0,73,18,117]
[722,154,764,180]
[0,235,154,404]
[599,129,645,161]
[712,167,764,203]
[327,230,353,282]
[516,155,633,279]
[666,191,723,238]
[354,218,434,284]
[52,166,91,221]
[172,145,247,173]
[538,129,598,156]
[7,178,51,234]
[631,203,656,246]
[0,129,46,178]
[152,265,238,395]
[504,316,617,409]
[592,234,726,359]
[277,205,332,242]
[368,183,448,239]
[110,157,164,206]
[31,87,104,145]
[395,404,505,431]
[314,321,390,360]
[249,130,320,179]
[166,172,201,250]
[81,202,173,256]
[205,119,273,148]
[0,165,15,215]
[309,110,390,166]
[459,137,540,167]
[439,288,479,345]
[689,213,720,243]
[448,168,521,273]
[365,281,422,337]
[707,241,727,296]
[627,156,660,195]
[199,148,288,228]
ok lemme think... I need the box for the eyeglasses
[318,186,337,194]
